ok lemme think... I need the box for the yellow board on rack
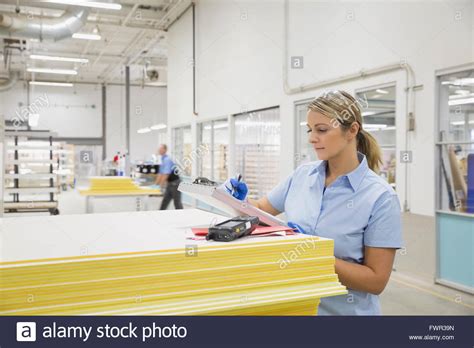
[79,177,161,195]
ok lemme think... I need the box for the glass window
[234,108,280,199]
[356,86,396,188]
[198,119,229,182]
[438,71,474,143]
[437,69,474,213]
[198,122,212,180]
[295,101,318,167]
[171,125,192,178]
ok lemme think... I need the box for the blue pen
[288,221,305,234]
[232,174,242,197]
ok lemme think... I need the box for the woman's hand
[222,176,282,216]
[223,176,248,201]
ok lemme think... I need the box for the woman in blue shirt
[225,90,403,315]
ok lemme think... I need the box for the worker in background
[224,90,403,315]
[156,144,183,210]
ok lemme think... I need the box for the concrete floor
[4,189,473,315]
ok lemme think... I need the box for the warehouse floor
[4,190,474,315]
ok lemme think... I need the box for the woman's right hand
[222,175,248,201]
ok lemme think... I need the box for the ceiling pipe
[0,70,19,91]
[0,7,89,41]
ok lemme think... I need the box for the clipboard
[178,181,286,227]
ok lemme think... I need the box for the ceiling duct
[0,7,89,42]
[0,70,19,91]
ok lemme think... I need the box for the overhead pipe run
[0,7,89,41]
[0,70,19,91]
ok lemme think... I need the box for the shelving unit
[234,107,281,200]
[3,132,60,215]
[236,144,279,199]
[57,143,75,191]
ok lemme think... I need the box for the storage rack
[4,132,60,215]
[57,143,75,191]
[235,144,279,199]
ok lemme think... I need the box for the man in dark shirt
[155,144,183,210]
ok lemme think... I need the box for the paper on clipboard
[178,182,286,227]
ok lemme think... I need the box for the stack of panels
[80,177,160,195]
[0,236,346,316]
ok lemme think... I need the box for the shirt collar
[309,152,369,192]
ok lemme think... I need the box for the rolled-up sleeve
[266,174,293,213]
[363,191,403,248]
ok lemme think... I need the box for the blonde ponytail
[357,129,382,173]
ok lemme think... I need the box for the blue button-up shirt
[159,154,176,175]
[267,152,403,315]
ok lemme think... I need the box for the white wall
[0,83,101,137]
[0,83,167,163]
[167,0,473,216]
[167,8,194,128]
[107,85,167,162]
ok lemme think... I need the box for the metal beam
[18,77,166,87]
[102,83,107,160]
[125,65,130,154]
[30,137,104,145]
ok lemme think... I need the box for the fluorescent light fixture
[455,89,471,95]
[30,54,89,64]
[450,120,474,126]
[137,127,151,134]
[371,94,381,99]
[364,124,387,130]
[442,78,474,86]
[146,82,167,87]
[362,111,376,117]
[27,67,78,75]
[461,78,474,85]
[29,81,74,87]
[44,1,121,10]
[28,114,40,127]
[213,124,228,129]
[375,89,389,94]
[448,98,474,106]
[449,93,474,100]
[72,33,102,40]
[150,123,167,130]
[299,121,307,126]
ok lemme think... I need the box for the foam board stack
[0,209,346,315]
